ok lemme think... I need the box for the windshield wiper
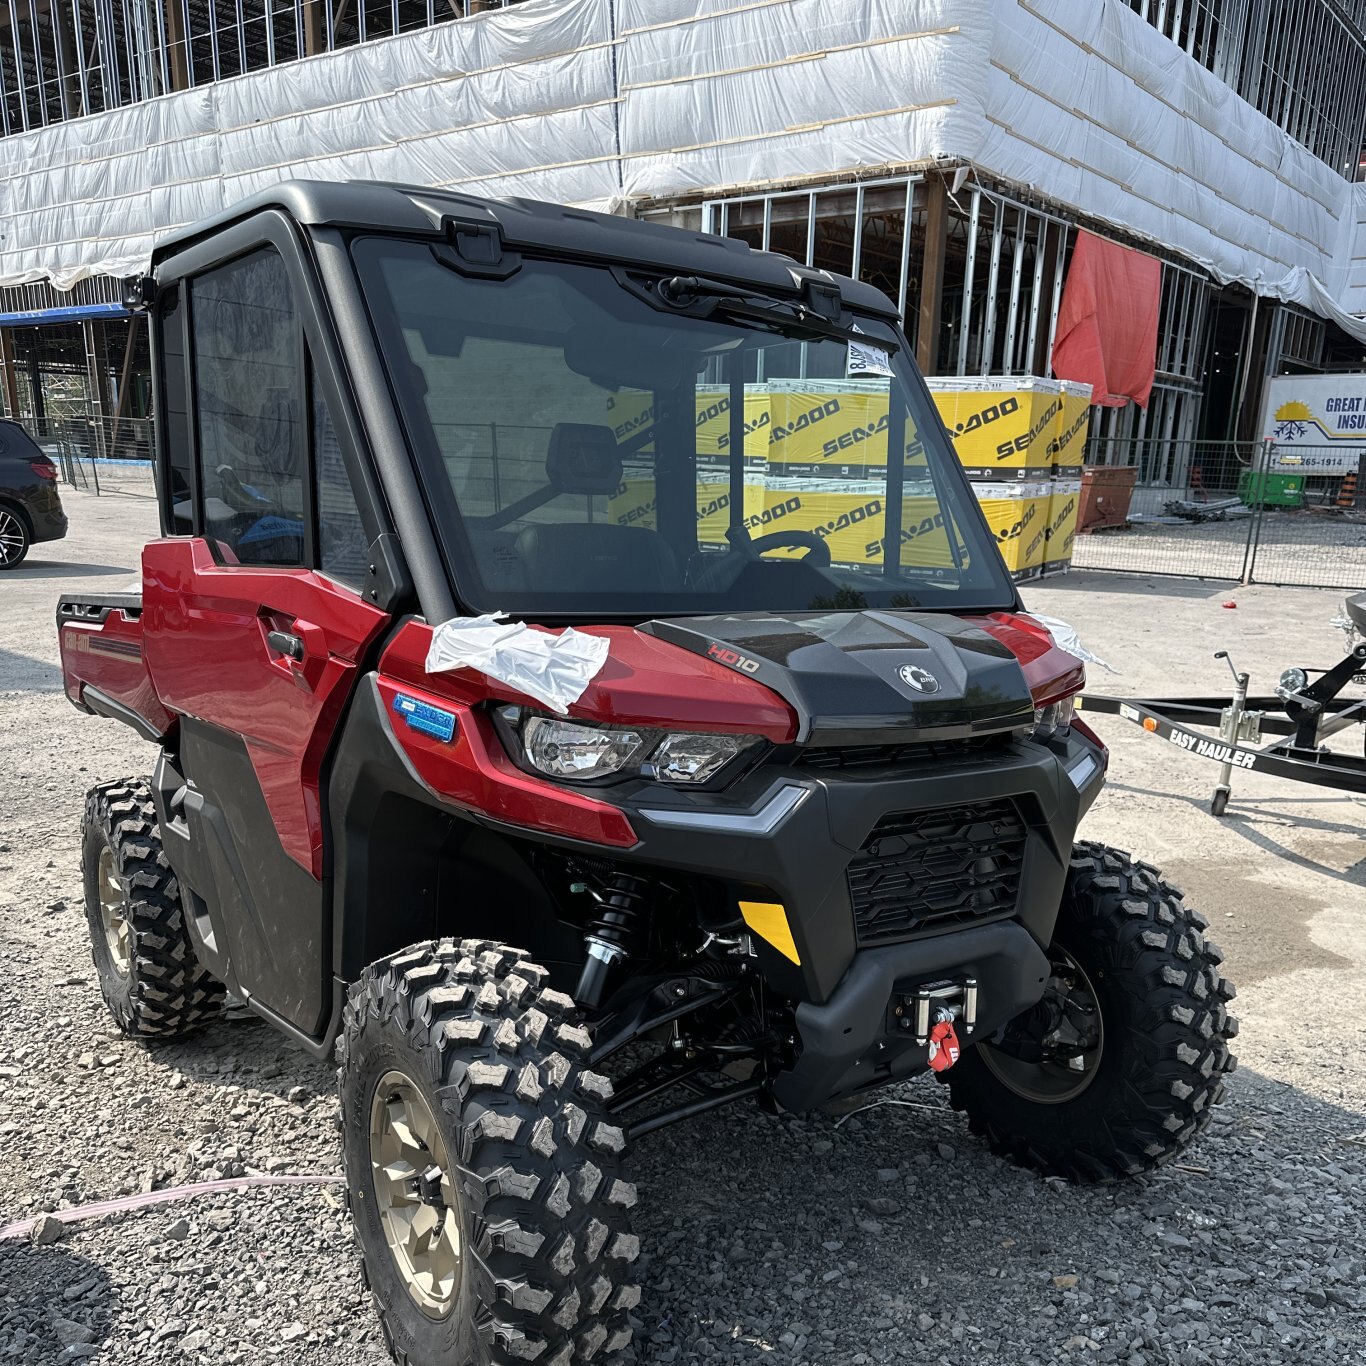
[617,269,899,351]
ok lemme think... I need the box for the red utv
[58,181,1236,1365]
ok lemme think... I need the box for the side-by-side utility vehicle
[58,181,1237,1365]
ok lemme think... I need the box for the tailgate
[57,594,173,742]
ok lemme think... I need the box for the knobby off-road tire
[339,939,640,1366]
[81,779,225,1037]
[948,842,1238,1181]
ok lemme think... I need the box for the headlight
[511,711,757,784]
[1031,697,1075,743]
[523,717,650,779]
[650,732,748,784]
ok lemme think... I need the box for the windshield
[354,237,1016,618]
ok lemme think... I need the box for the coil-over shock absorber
[575,871,650,1009]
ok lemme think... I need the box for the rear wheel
[339,939,640,1365]
[81,779,225,1037]
[948,842,1238,1181]
[0,505,30,569]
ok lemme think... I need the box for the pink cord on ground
[0,1173,345,1241]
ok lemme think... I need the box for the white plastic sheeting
[0,0,619,288]
[2,0,1366,340]
[977,0,1366,342]
[614,0,987,198]
[1345,184,1366,318]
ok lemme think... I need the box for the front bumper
[605,731,1101,1108]
[607,729,1104,1004]
[772,918,1051,1109]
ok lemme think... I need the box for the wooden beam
[0,330,20,420]
[303,0,322,54]
[163,0,189,91]
[916,174,948,374]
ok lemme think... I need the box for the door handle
[266,629,305,662]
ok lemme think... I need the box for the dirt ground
[1,487,1363,1365]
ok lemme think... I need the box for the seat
[515,521,679,594]
[507,422,680,594]
[1346,592,1366,635]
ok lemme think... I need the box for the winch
[889,977,978,1071]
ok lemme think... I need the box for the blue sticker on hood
[392,693,457,743]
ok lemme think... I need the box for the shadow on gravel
[7,560,136,580]
[146,1010,334,1102]
[1023,572,1234,602]
[627,1067,1366,1363]
[1106,781,1366,885]
[0,648,64,694]
[0,1241,116,1362]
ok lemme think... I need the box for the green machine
[1239,468,1305,508]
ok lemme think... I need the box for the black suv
[0,418,67,568]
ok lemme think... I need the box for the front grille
[847,800,1026,944]
[796,734,1013,772]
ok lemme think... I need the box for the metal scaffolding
[703,173,1219,470]
[1125,0,1366,178]
[0,0,523,135]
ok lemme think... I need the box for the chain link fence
[1070,439,1366,588]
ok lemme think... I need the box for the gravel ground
[1,488,1364,1365]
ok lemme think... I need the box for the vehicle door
[141,225,389,1038]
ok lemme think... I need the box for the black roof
[153,179,900,320]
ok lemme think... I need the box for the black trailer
[1080,592,1366,815]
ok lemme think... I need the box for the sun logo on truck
[1273,400,1313,440]
[897,664,940,694]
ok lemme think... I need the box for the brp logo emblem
[898,664,940,694]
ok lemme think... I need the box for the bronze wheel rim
[368,1070,464,1319]
[97,845,132,978]
[978,946,1104,1105]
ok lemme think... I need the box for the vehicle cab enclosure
[58,180,1105,1107]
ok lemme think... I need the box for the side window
[312,367,370,590]
[190,249,306,566]
[157,288,194,535]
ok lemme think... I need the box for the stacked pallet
[925,376,1091,582]
[605,374,1091,582]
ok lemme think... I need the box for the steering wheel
[747,529,832,567]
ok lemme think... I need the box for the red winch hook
[926,1014,961,1073]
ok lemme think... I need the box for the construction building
[2,0,1365,475]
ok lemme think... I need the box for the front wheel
[948,842,1238,1181]
[339,939,640,1366]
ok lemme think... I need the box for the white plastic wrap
[977,0,1366,342]
[615,0,987,200]
[1028,613,1117,675]
[425,612,609,714]
[0,0,618,288]
[2,0,1365,341]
